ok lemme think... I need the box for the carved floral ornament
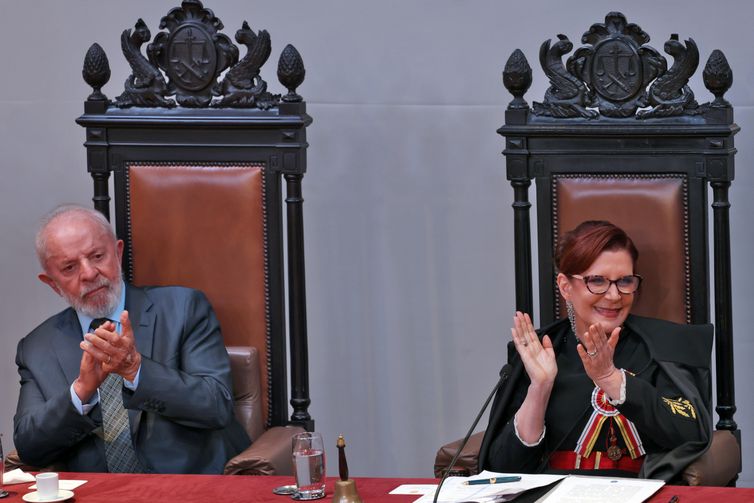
[82,0,306,109]
[502,12,733,119]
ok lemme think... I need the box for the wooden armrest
[224,425,305,476]
[4,449,66,473]
[682,430,741,486]
[433,431,485,478]
[4,449,30,473]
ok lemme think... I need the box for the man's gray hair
[36,204,117,270]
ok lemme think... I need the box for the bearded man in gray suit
[14,205,250,473]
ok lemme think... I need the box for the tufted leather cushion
[433,431,484,478]
[224,426,305,476]
[683,430,741,486]
[3,449,65,473]
[227,346,265,443]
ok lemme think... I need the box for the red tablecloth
[2,473,753,502]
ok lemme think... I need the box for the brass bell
[331,435,362,503]
[332,479,362,503]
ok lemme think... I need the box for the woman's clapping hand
[511,311,557,387]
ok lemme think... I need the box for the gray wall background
[1,0,752,484]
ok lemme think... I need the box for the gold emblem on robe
[661,397,697,420]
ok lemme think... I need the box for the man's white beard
[62,272,123,319]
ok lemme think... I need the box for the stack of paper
[391,470,665,503]
[395,471,564,502]
[533,475,664,503]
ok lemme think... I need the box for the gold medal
[607,425,623,461]
[607,444,623,461]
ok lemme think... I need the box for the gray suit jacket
[14,284,250,473]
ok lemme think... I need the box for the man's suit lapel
[125,285,155,360]
[52,308,85,385]
[124,285,155,440]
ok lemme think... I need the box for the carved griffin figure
[214,21,279,108]
[637,35,699,119]
[533,35,598,119]
[115,19,175,108]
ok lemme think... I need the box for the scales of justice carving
[82,0,305,109]
[503,12,733,119]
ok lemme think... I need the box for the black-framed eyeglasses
[569,274,643,295]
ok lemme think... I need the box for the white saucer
[22,489,74,502]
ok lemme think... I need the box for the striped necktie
[89,318,143,473]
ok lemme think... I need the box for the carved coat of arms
[522,11,718,119]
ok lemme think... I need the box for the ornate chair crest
[83,0,305,110]
[77,1,313,474]
[506,11,732,120]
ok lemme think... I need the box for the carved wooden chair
[72,0,312,475]
[436,12,740,486]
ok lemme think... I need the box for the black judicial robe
[479,314,712,481]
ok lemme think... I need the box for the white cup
[35,472,59,500]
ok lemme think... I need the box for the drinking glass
[292,432,326,500]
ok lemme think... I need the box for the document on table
[533,475,664,503]
[410,471,565,502]
[404,470,664,503]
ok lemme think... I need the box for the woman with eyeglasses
[479,220,712,481]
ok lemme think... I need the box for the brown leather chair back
[127,163,271,422]
[553,175,689,324]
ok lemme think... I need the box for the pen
[463,476,522,485]
[667,496,679,503]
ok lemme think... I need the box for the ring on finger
[587,349,598,357]
[520,333,529,346]
[106,355,112,364]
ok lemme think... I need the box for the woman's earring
[567,300,577,336]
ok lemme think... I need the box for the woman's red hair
[555,221,638,275]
